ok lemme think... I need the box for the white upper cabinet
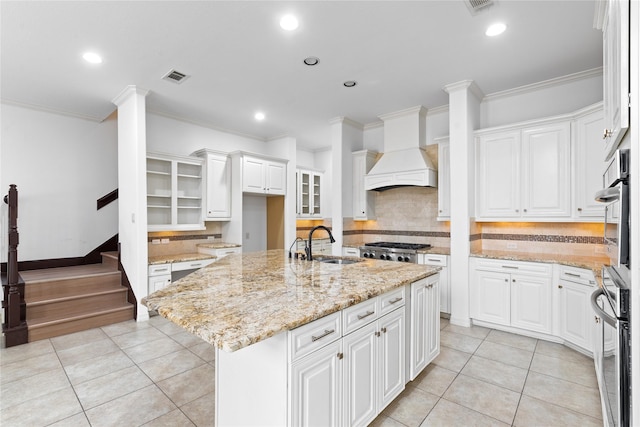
[352,150,377,220]
[573,104,606,219]
[296,169,323,218]
[601,0,630,160]
[242,154,286,195]
[146,152,205,231]
[436,138,450,220]
[476,130,522,219]
[521,122,571,218]
[193,149,231,220]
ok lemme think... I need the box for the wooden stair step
[101,251,119,269]
[28,303,135,342]
[22,266,122,300]
[27,287,129,321]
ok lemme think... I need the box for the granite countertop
[143,249,439,352]
[196,242,242,249]
[416,246,450,255]
[148,253,217,265]
[470,249,610,285]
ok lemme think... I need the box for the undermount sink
[314,257,363,265]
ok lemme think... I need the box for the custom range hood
[365,106,437,191]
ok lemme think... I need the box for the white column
[442,80,482,327]
[112,86,150,321]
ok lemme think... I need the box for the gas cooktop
[361,242,432,250]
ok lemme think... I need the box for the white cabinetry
[417,253,450,314]
[601,0,630,159]
[476,122,571,220]
[192,149,231,220]
[471,258,552,335]
[148,264,171,293]
[242,155,286,195]
[342,247,360,257]
[408,274,440,381]
[197,245,242,260]
[147,153,205,231]
[573,105,606,219]
[556,266,597,353]
[352,150,377,220]
[436,137,450,220]
[296,169,323,218]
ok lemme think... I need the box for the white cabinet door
[558,280,594,351]
[343,322,377,427]
[243,156,266,193]
[476,131,521,218]
[408,275,439,381]
[602,0,630,159]
[204,153,231,219]
[474,270,511,326]
[148,274,171,293]
[437,139,450,220]
[510,274,552,334]
[521,123,571,218]
[266,161,286,195]
[352,150,377,220]
[378,307,405,410]
[291,340,343,427]
[297,170,322,218]
[574,106,606,218]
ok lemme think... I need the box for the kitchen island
[143,249,440,426]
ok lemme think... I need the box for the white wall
[0,103,118,262]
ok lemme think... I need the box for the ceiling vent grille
[162,69,189,84]
[464,0,494,15]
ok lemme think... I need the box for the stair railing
[2,184,28,347]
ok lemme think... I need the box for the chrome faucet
[306,225,336,261]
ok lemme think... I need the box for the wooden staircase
[20,252,135,342]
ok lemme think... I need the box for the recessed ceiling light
[254,112,266,121]
[82,52,102,64]
[485,22,507,37]
[303,57,319,66]
[343,81,357,88]
[279,14,299,31]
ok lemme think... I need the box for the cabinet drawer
[420,254,447,266]
[172,259,215,272]
[379,287,405,316]
[343,298,378,335]
[289,311,342,362]
[342,247,360,257]
[474,258,551,276]
[558,266,596,286]
[216,247,242,258]
[148,264,171,276]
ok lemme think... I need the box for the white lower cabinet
[556,266,598,353]
[291,339,343,427]
[471,258,552,335]
[408,274,440,381]
[417,254,450,314]
[343,307,405,427]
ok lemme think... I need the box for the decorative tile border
[478,233,605,244]
[342,230,450,238]
[147,233,221,243]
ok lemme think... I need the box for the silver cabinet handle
[427,258,441,262]
[388,297,402,304]
[190,263,202,267]
[311,329,335,342]
[502,265,519,269]
[565,272,581,278]
[357,311,375,320]
[155,267,169,272]
[603,128,612,139]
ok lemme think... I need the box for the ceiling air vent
[464,0,494,15]
[162,69,189,84]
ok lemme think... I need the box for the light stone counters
[143,249,438,352]
[470,249,610,286]
[148,253,216,265]
[196,242,242,250]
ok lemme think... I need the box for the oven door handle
[590,288,617,327]
[595,187,620,203]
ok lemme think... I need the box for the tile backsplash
[148,222,223,257]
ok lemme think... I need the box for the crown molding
[1,98,109,122]
[483,67,603,101]
[111,85,150,106]
[378,105,427,121]
[328,116,364,129]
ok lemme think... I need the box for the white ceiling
[1,1,602,151]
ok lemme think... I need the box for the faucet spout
[306,225,335,261]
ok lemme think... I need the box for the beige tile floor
[0,316,602,427]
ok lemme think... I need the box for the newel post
[2,184,28,346]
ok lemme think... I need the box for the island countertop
[142,249,438,352]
